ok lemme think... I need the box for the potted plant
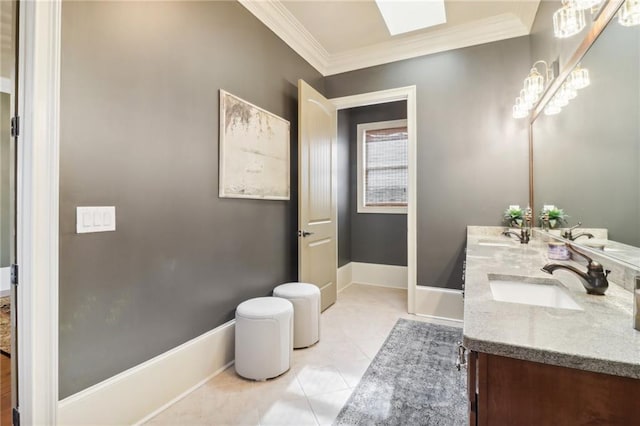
[540,207,568,229]
[503,206,524,227]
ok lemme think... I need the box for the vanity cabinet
[467,351,640,425]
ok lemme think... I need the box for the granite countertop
[463,226,640,379]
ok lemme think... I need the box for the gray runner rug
[334,318,467,426]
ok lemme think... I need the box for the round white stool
[273,282,320,349]
[235,297,293,380]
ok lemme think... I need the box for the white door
[298,80,337,311]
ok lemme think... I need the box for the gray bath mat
[334,318,467,426]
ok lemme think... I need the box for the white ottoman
[273,282,320,349]
[235,297,293,380]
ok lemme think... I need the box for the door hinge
[13,407,20,426]
[10,264,18,286]
[10,116,20,138]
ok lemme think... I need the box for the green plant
[503,207,524,227]
[540,207,568,227]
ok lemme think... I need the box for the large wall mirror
[532,0,640,267]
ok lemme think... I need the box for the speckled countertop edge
[463,226,640,379]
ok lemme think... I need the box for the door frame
[16,0,61,424]
[330,86,417,314]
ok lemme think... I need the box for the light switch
[77,206,116,233]
[82,212,92,227]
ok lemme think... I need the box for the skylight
[375,0,447,36]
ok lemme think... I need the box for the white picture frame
[219,90,290,200]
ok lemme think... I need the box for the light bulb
[552,93,569,108]
[544,103,562,115]
[563,83,578,100]
[553,1,586,38]
[573,0,602,11]
[518,90,535,110]
[555,83,576,106]
[569,65,590,89]
[524,68,544,100]
[619,0,640,26]
[513,104,529,119]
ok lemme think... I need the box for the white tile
[333,357,371,388]
[307,389,354,426]
[145,285,412,426]
[201,393,261,426]
[352,334,389,359]
[295,364,350,397]
[259,397,319,426]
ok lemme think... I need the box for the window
[357,119,408,214]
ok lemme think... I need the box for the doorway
[330,86,417,313]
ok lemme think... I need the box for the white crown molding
[240,0,535,77]
[238,0,329,75]
[325,13,530,76]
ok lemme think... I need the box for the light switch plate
[77,207,116,233]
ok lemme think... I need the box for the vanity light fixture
[512,94,530,118]
[512,103,529,119]
[569,64,590,89]
[524,61,556,102]
[562,82,578,100]
[554,0,586,38]
[551,92,570,108]
[555,83,577,105]
[524,67,545,101]
[544,103,562,116]
[618,0,640,26]
[573,0,603,11]
[512,90,534,118]
[513,60,557,119]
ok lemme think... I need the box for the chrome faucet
[502,228,530,244]
[541,244,610,295]
[562,222,595,241]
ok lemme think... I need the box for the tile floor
[145,284,462,426]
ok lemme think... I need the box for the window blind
[364,126,408,206]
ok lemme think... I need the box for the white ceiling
[240,0,541,76]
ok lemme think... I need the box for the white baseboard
[351,262,407,289]
[337,263,353,293]
[414,286,464,321]
[58,320,236,425]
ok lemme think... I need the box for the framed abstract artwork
[219,90,290,200]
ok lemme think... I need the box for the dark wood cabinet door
[475,353,640,426]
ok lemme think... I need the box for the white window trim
[357,119,408,214]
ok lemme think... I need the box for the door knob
[298,230,314,237]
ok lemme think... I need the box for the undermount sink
[478,239,516,248]
[488,274,583,311]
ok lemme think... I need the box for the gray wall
[532,21,640,245]
[59,0,323,398]
[337,109,351,267]
[326,37,531,289]
[347,102,407,266]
